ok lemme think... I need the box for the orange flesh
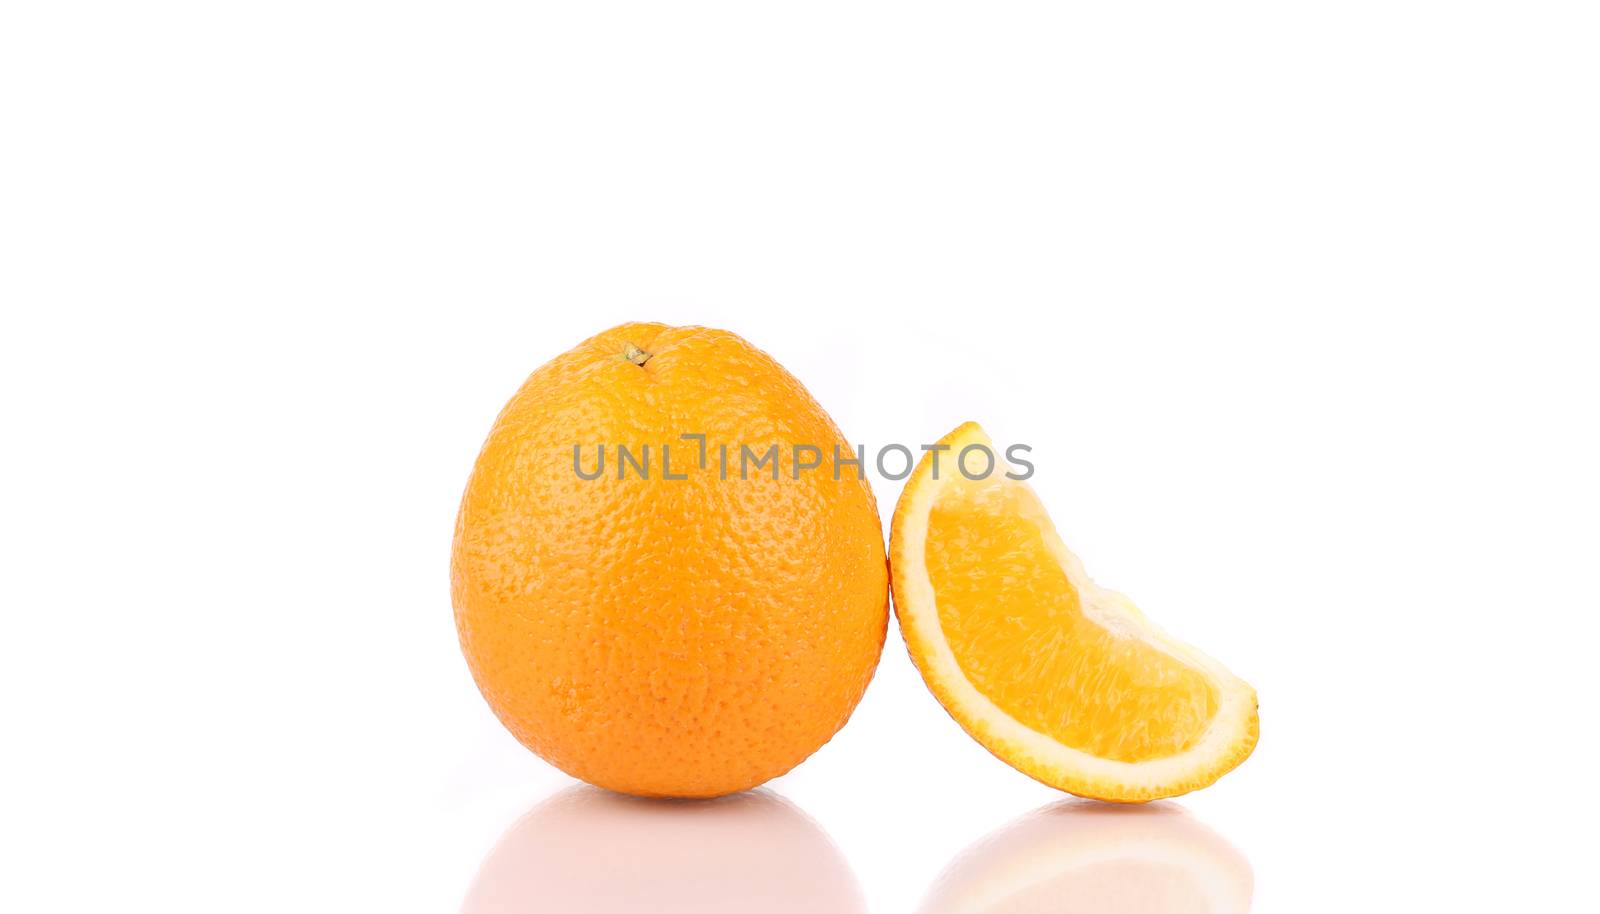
[926,478,1218,763]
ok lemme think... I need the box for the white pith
[896,427,1257,793]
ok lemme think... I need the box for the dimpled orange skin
[451,323,889,798]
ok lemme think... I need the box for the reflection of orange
[461,787,868,914]
[918,800,1253,914]
[452,324,889,797]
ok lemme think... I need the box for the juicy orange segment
[928,480,1220,763]
[891,423,1258,801]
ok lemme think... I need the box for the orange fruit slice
[890,423,1258,802]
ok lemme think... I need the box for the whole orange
[451,323,889,797]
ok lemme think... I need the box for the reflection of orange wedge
[890,423,1258,802]
[918,801,1253,914]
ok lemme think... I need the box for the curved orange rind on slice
[890,423,1259,802]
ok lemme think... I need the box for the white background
[3,2,1597,911]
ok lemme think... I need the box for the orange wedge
[890,423,1258,802]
